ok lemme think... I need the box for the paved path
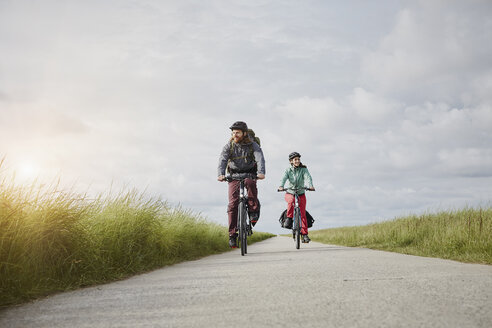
[1,236,491,327]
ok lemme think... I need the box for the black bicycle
[278,187,312,249]
[226,176,253,256]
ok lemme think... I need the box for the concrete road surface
[1,236,491,328]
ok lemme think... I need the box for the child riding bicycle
[278,152,315,243]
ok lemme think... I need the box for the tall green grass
[310,207,492,264]
[0,178,274,307]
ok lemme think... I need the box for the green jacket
[279,165,314,195]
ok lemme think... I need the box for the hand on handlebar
[277,186,285,192]
[307,187,315,191]
[257,174,265,180]
[218,175,226,182]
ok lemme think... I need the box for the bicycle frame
[227,176,253,256]
[279,187,309,249]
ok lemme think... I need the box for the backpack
[248,129,261,147]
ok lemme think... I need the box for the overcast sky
[1,0,491,234]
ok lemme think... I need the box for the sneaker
[229,235,237,248]
[247,223,253,236]
[302,234,311,243]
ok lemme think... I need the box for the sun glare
[18,162,39,181]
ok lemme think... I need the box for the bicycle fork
[239,182,252,236]
[293,194,302,236]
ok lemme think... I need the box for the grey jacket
[218,140,266,178]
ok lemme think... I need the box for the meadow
[310,207,492,264]
[0,178,274,307]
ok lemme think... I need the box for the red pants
[228,179,259,236]
[285,193,308,235]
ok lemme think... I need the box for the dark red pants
[228,179,259,236]
[285,193,308,235]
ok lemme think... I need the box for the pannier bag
[278,210,292,229]
[279,209,315,229]
[306,211,315,228]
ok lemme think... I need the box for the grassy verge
[0,180,274,307]
[309,207,492,265]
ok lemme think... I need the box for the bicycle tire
[238,202,246,256]
[243,206,248,254]
[294,208,301,249]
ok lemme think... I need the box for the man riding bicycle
[218,121,265,248]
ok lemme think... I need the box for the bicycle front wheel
[243,208,248,255]
[238,202,247,256]
[294,208,301,249]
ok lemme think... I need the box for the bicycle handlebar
[225,175,257,182]
[277,187,314,192]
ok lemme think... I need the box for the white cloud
[1,0,491,235]
[438,148,492,177]
[349,87,402,124]
[362,1,492,104]
[273,96,346,129]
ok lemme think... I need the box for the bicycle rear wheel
[238,202,247,256]
[294,208,300,249]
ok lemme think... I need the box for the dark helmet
[289,152,301,160]
[229,121,248,132]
